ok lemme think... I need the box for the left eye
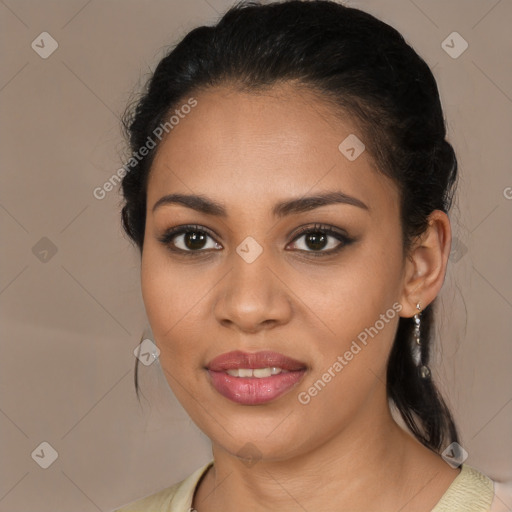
[287,225,352,254]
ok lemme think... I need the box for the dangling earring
[412,302,431,379]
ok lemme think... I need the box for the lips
[206,350,307,372]
[206,350,307,405]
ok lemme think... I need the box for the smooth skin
[140,83,459,511]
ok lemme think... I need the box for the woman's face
[141,84,408,461]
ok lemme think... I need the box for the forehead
[147,84,398,216]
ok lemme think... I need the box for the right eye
[157,224,223,254]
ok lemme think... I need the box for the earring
[412,302,431,379]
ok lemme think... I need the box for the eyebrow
[152,190,369,217]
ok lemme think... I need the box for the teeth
[254,368,272,378]
[225,367,287,378]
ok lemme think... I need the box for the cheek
[298,229,403,365]
[305,234,402,321]
[140,243,210,362]
[141,245,185,348]
[141,247,167,332]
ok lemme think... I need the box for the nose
[213,246,293,334]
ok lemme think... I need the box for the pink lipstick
[206,350,307,405]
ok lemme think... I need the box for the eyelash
[157,223,354,258]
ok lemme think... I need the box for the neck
[192,392,450,512]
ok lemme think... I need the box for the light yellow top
[113,461,495,511]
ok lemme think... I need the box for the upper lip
[207,350,307,372]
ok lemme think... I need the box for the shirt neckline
[172,461,493,511]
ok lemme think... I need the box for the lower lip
[207,369,307,405]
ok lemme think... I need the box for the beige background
[1,0,511,510]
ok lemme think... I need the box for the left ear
[399,210,452,317]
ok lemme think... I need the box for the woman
[114,1,495,510]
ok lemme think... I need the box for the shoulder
[432,464,495,512]
[113,461,214,512]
